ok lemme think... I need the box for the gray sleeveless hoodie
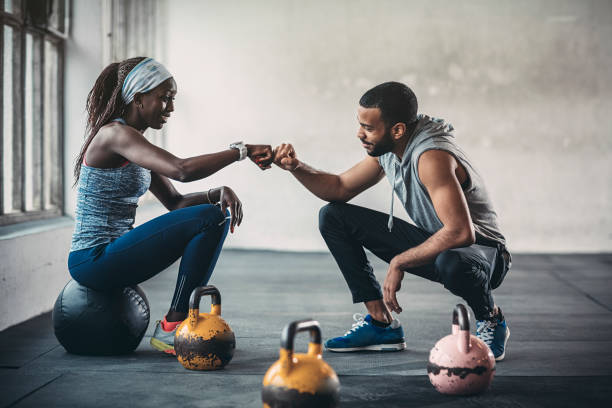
[378,114,505,245]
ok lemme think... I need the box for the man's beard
[366,127,394,157]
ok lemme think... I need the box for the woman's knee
[189,204,226,227]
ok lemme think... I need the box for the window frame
[1,0,68,226]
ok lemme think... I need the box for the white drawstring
[388,162,396,232]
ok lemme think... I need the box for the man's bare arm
[274,143,385,202]
[396,150,474,267]
[383,149,475,312]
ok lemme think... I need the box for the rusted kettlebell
[262,319,340,408]
[427,304,495,395]
[174,285,235,370]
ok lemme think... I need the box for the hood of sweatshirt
[401,114,455,164]
[385,114,455,231]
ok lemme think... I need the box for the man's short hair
[359,82,418,130]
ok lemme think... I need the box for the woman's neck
[123,107,147,133]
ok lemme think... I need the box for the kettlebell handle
[452,304,469,331]
[189,285,221,311]
[280,319,322,355]
[188,286,222,330]
[452,304,471,354]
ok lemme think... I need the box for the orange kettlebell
[262,319,340,408]
[174,285,235,370]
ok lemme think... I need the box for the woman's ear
[133,93,143,108]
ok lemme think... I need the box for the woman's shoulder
[98,120,143,144]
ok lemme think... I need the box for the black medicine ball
[52,280,150,355]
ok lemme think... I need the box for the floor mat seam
[6,373,63,408]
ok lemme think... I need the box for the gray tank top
[70,120,151,252]
[378,114,506,245]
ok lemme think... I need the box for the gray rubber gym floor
[2,250,612,407]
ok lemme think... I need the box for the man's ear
[391,122,407,140]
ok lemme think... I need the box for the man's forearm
[393,227,474,270]
[290,161,348,202]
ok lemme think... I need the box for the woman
[68,57,272,355]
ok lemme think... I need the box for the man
[273,82,511,360]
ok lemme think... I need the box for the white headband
[121,58,173,104]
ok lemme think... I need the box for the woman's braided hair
[73,56,147,185]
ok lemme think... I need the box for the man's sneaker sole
[150,337,176,356]
[326,342,406,352]
[495,327,510,362]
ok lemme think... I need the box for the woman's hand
[219,186,243,233]
[246,144,273,170]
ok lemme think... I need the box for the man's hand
[273,143,301,171]
[219,186,243,233]
[246,144,273,170]
[383,258,404,314]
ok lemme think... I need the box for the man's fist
[273,143,300,171]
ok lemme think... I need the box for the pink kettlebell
[427,304,495,395]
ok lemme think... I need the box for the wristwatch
[229,141,248,161]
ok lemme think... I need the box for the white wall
[163,0,612,253]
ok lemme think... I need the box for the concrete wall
[163,0,612,253]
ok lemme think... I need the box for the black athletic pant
[318,202,510,320]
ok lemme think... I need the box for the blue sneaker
[476,311,510,361]
[325,313,406,352]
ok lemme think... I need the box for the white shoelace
[344,313,367,336]
[476,320,496,346]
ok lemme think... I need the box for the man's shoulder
[415,149,458,185]
[418,148,454,160]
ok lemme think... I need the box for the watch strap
[230,141,247,161]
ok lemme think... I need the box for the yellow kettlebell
[262,319,340,408]
[174,285,235,370]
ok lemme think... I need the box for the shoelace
[476,320,497,346]
[344,313,367,336]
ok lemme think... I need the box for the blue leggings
[68,204,230,314]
